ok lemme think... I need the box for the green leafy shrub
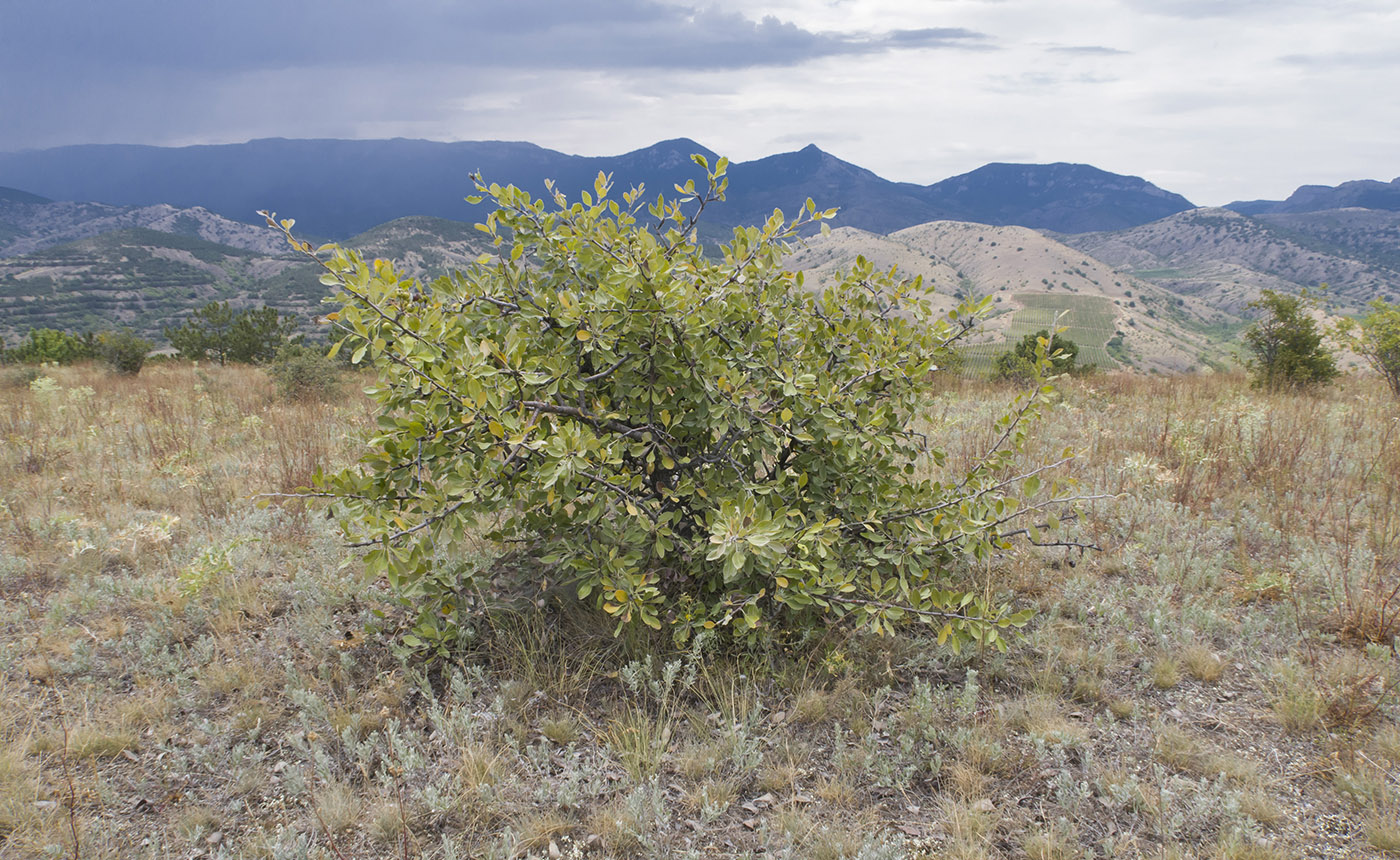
[97,329,154,375]
[165,301,299,365]
[267,343,342,400]
[1339,299,1400,398]
[265,160,1073,653]
[994,329,1086,381]
[3,328,96,365]
[1243,290,1338,390]
[166,301,234,363]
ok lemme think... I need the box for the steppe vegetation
[2,360,1398,859]
[3,166,1400,859]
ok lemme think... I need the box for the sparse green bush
[268,160,1070,653]
[267,343,341,400]
[994,329,1086,381]
[1243,290,1338,390]
[3,328,96,365]
[165,301,299,365]
[97,329,153,375]
[1339,299,1400,398]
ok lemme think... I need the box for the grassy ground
[1,363,1398,859]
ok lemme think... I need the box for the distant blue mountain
[0,185,51,205]
[1227,177,1400,215]
[924,162,1195,234]
[0,138,1195,237]
[0,138,721,238]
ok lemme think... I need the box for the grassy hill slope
[787,221,1232,373]
[0,216,497,344]
[0,229,318,342]
[1058,207,1400,315]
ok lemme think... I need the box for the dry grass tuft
[1154,725,1260,784]
[1023,823,1083,860]
[1368,814,1400,855]
[312,781,362,835]
[1213,836,1289,860]
[1238,788,1285,827]
[1150,655,1182,690]
[947,760,989,802]
[540,713,581,745]
[1182,645,1225,682]
[1008,695,1087,745]
[67,724,138,759]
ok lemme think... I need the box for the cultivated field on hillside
[1,365,1398,859]
[960,293,1121,375]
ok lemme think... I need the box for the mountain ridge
[1227,177,1400,215]
[0,137,1196,237]
[922,162,1194,232]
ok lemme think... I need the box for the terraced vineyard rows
[957,292,1121,375]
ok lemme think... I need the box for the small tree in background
[166,301,236,364]
[166,301,299,364]
[994,329,1082,381]
[97,329,153,375]
[230,305,300,364]
[268,342,341,401]
[1244,290,1338,391]
[1339,299,1400,399]
[3,329,96,365]
[263,160,1078,655]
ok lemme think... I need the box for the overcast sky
[3,0,1397,205]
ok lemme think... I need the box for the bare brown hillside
[1059,207,1400,314]
[787,221,1227,372]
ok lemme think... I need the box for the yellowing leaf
[576,329,592,341]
